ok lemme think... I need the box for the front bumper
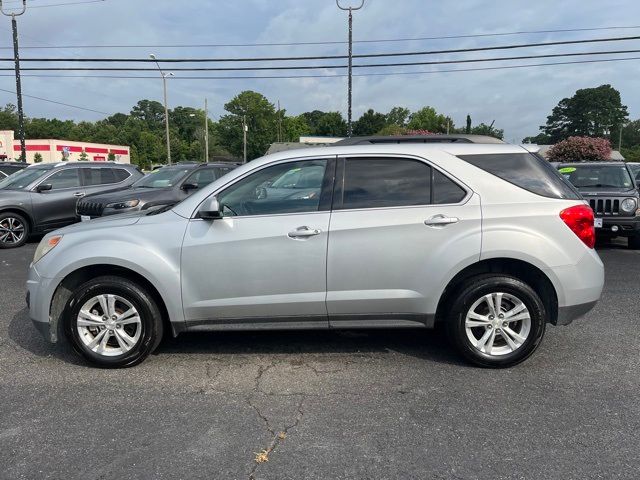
[597,216,640,237]
[27,264,59,343]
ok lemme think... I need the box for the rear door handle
[288,226,322,239]
[424,214,459,227]
[73,192,85,198]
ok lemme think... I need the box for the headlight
[106,199,140,209]
[33,235,62,264]
[621,198,637,213]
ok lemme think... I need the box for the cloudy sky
[0,0,639,142]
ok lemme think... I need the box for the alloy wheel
[464,292,531,357]
[0,216,25,245]
[76,294,142,357]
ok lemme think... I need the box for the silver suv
[27,144,604,368]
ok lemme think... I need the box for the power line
[0,48,637,72]
[0,0,104,9]
[0,86,110,114]
[2,34,640,63]
[2,24,640,49]
[2,56,639,81]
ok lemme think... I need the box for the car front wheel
[63,276,163,368]
[0,212,29,248]
[446,274,546,368]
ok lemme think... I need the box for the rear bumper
[545,249,604,326]
[556,300,598,326]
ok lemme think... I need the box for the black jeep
[558,161,640,248]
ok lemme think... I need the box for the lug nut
[111,315,117,320]
[502,322,507,327]
[488,325,493,329]
[489,315,494,320]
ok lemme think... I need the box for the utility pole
[242,115,248,163]
[336,0,364,138]
[277,100,282,143]
[619,123,624,150]
[1,0,26,162]
[204,98,209,162]
[149,53,173,164]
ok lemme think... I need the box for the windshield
[133,166,192,188]
[0,166,52,190]
[559,165,635,189]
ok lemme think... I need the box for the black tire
[445,274,546,368]
[63,275,163,368]
[628,235,640,250]
[0,211,29,248]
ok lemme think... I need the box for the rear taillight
[560,205,595,249]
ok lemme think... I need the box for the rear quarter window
[457,152,580,200]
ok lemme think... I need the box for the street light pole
[0,0,27,162]
[150,53,173,165]
[336,0,364,138]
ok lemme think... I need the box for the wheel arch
[435,258,559,325]
[0,206,34,231]
[50,264,178,343]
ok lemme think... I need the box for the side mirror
[36,183,52,193]
[198,196,223,220]
[182,182,198,191]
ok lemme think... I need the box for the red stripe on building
[13,144,50,152]
[109,149,128,155]
[85,147,109,154]
[56,145,83,153]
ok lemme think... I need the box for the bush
[33,152,43,163]
[547,136,612,161]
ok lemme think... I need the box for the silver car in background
[27,143,604,368]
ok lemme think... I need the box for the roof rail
[333,134,505,146]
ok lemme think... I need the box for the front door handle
[288,226,322,239]
[424,214,459,227]
[73,192,85,198]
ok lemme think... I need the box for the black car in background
[558,161,640,248]
[0,162,27,178]
[77,162,238,218]
[0,161,142,248]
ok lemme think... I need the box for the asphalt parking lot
[1,241,639,480]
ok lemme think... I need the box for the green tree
[407,107,453,133]
[541,84,628,143]
[470,123,504,140]
[385,107,410,127]
[465,115,472,134]
[130,100,165,130]
[300,110,347,137]
[0,104,18,131]
[217,90,277,160]
[353,109,387,136]
[522,133,552,144]
[33,152,43,163]
[282,115,311,142]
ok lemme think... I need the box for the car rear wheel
[446,274,546,368]
[63,276,163,368]
[0,212,29,248]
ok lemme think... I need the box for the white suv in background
[27,143,604,368]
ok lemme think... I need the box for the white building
[0,130,131,164]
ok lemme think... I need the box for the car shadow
[8,307,467,367]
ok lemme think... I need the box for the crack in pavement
[247,394,305,480]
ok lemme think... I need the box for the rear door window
[340,158,431,209]
[458,152,580,199]
[82,167,116,186]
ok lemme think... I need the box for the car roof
[333,134,505,146]
[50,161,138,168]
